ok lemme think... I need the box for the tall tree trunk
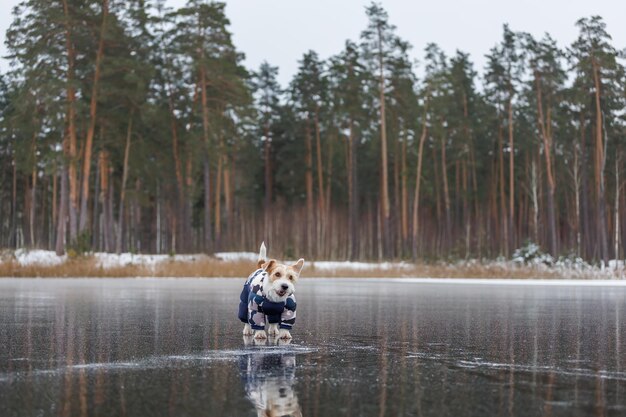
[79,0,108,234]
[462,92,475,256]
[579,114,592,259]
[215,151,223,248]
[411,108,428,259]
[507,94,515,252]
[432,144,442,255]
[347,119,358,261]
[573,137,581,256]
[324,130,333,258]
[62,0,79,244]
[107,173,115,253]
[30,168,37,247]
[52,166,58,235]
[156,180,161,254]
[314,109,324,255]
[184,151,193,252]
[614,154,620,260]
[534,72,558,255]
[115,114,132,254]
[400,130,408,253]
[99,151,111,252]
[223,155,232,247]
[199,66,212,251]
[264,122,272,243]
[441,133,451,244]
[498,120,508,255]
[92,154,100,250]
[10,156,17,247]
[376,24,390,257]
[305,119,314,256]
[592,59,608,263]
[55,166,69,256]
[530,158,539,243]
[462,159,470,258]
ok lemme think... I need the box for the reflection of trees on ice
[240,337,302,417]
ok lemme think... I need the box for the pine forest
[1,0,625,263]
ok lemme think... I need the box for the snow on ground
[213,252,258,262]
[6,249,208,268]
[310,261,412,271]
[92,253,207,269]
[13,249,67,266]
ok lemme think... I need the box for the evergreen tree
[570,16,625,262]
[252,62,282,244]
[328,41,368,260]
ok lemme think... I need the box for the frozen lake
[0,278,625,417]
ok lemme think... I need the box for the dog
[238,242,304,340]
[240,337,303,417]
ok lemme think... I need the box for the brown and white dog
[239,243,304,340]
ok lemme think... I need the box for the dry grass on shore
[0,256,572,279]
[0,257,252,278]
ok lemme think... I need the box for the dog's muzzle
[276,283,293,298]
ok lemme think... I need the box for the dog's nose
[281,284,289,290]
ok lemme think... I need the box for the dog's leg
[243,323,253,336]
[254,329,267,339]
[267,323,279,337]
[278,329,292,340]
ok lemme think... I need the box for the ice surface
[0,278,624,417]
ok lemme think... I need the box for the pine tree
[361,2,397,258]
[570,16,625,262]
[253,62,282,245]
[485,24,523,255]
[290,50,329,257]
[522,33,566,256]
[329,41,368,260]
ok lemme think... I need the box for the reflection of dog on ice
[240,338,302,417]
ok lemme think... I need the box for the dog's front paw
[243,324,253,336]
[254,330,267,339]
[278,329,292,340]
[267,323,279,337]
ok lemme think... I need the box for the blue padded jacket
[238,268,297,331]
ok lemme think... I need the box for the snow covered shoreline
[0,249,624,280]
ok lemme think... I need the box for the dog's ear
[262,259,277,272]
[292,258,305,275]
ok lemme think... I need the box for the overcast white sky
[1,0,625,86]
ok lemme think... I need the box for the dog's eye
[275,272,281,278]
[288,276,294,281]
